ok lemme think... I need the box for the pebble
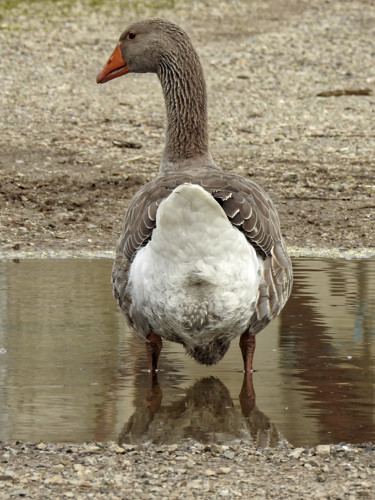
[108,444,126,454]
[316,445,331,456]
[288,448,305,459]
[219,467,231,474]
[204,468,216,476]
[81,445,101,453]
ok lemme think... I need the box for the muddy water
[0,258,374,447]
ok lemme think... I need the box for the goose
[97,18,293,373]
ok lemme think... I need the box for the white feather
[128,184,262,347]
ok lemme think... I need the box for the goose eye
[127,32,136,40]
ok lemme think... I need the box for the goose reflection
[118,374,284,447]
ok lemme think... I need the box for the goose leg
[239,330,256,373]
[239,371,256,416]
[146,331,163,372]
[146,371,163,412]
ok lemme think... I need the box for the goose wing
[112,169,292,333]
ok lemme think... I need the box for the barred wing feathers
[112,169,292,336]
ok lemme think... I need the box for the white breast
[127,183,262,348]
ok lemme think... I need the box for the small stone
[219,467,231,474]
[60,460,72,466]
[283,171,298,182]
[121,444,136,452]
[186,480,203,489]
[109,444,126,454]
[0,475,14,481]
[80,481,92,488]
[9,490,28,497]
[81,445,100,453]
[316,445,331,456]
[360,482,372,488]
[204,469,216,476]
[219,490,230,497]
[112,139,142,149]
[308,459,320,467]
[288,447,305,459]
[83,456,97,466]
[45,474,64,485]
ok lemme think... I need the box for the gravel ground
[1,441,375,499]
[1,0,375,497]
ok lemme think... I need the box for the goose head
[96,18,213,172]
[97,18,191,83]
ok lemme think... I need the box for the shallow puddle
[0,257,374,447]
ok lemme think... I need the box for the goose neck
[157,47,213,173]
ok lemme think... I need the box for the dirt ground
[0,0,374,256]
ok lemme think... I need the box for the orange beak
[96,43,129,84]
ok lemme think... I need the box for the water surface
[0,258,374,447]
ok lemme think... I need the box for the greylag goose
[97,19,293,372]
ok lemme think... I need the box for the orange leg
[146,371,163,413]
[146,331,163,372]
[239,371,256,416]
[239,331,256,373]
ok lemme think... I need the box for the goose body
[128,183,262,364]
[97,19,293,371]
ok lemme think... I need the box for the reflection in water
[0,259,122,443]
[279,259,375,445]
[119,374,283,447]
[0,257,374,446]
